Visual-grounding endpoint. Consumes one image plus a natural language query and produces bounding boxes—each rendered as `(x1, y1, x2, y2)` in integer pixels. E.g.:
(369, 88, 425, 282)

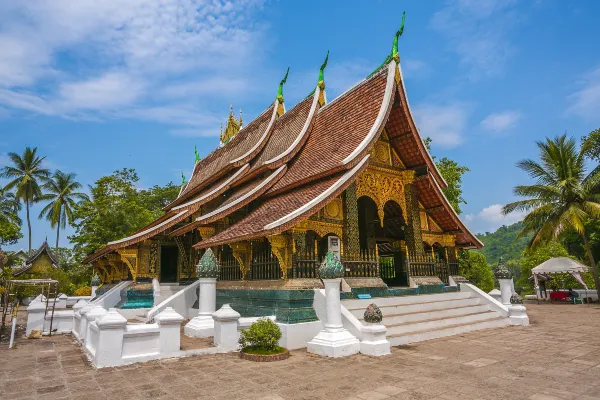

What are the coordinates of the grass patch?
(241, 346, 286, 355)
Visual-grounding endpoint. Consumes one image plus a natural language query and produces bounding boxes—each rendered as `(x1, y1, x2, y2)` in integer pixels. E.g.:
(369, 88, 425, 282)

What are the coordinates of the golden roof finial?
(239, 108, 243, 128)
(220, 104, 242, 145)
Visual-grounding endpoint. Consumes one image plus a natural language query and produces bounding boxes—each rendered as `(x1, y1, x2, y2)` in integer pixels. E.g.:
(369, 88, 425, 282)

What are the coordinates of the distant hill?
(476, 222, 531, 264)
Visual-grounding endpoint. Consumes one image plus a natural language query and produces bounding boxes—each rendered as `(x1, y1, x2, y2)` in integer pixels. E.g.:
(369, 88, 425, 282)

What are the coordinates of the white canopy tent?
(532, 257, 589, 302)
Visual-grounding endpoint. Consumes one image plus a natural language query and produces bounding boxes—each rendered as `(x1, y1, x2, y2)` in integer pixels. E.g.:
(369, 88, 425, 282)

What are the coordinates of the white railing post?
(155, 307, 184, 355)
(212, 304, 240, 350)
(95, 308, 127, 368)
(25, 300, 46, 336)
(85, 306, 107, 351)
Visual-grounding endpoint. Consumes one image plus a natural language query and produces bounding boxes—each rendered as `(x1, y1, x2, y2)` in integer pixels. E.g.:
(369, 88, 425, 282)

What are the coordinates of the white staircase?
(154, 283, 186, 305)
(343, 291, 510, 346)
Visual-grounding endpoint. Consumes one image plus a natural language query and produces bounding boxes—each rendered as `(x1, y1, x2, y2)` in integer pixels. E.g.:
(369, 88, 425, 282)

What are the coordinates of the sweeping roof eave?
(193, 154, 371, 250)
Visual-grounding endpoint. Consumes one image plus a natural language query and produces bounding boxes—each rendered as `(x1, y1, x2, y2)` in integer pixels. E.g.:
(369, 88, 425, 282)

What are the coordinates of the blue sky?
(1, 0, 600, 250)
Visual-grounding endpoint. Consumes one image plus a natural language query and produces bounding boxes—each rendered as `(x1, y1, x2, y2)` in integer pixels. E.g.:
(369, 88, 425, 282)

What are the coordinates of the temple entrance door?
(379, 200, 408, 287)
(160, 245, 178, 282)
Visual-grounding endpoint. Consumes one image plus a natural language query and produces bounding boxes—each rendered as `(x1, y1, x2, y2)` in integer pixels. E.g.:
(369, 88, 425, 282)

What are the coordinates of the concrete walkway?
(2, 303, 600, 399)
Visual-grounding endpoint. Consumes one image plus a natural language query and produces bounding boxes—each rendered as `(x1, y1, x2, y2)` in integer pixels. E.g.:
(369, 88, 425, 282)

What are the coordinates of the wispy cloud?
(566, 65, 600, 121)
(0, 0, 267, 131)
(413, 103, 470, 148)
(465, 203, 525, 233)
(480, 110, 522, 132)
(430, 0, 521, 80)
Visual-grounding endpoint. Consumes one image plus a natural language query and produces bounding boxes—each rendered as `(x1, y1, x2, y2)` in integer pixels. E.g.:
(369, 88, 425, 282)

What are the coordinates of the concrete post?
(184, 278, 217, 337)
(95, 308, 127, 368)
(25, 300, 47, 336)
(91, 286, 98, 297)
(78, 303, 95, 342)
(155, 307, 184, 355)
(498, 278, 513, 306)
(307, 278, 360, 358)
(85, 306, 107, 350)
(360, 324, 390, 356)
(212, 304, 240, 350)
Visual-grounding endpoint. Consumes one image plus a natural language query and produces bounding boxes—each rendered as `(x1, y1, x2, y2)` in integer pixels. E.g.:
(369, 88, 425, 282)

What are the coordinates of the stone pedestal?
(308, 278, 360, 358)
(184, 278, 217, 338)
(212, 304, 240, 350)
(91, 286, 98, 297)
(26, 300, 47, 336)
(95, 308, 127, 368)
(85, 306, 107, 349)
(360, 324, 390, 356)
(155, 307, 184, 354)
(78, 303, 94, 342)
(498, 278, 513, 306)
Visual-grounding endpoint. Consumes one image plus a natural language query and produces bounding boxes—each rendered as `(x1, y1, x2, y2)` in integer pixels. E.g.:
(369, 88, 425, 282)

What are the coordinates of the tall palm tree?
(0, 147, 50, 252)
(503, 135, 600, 297)
(38, 170, 89, 249)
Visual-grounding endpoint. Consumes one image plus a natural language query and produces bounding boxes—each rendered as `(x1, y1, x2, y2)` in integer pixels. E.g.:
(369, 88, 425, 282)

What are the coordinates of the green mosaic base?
(126, 289, 153, 297)
(418, 284, 445, 294)
(443, 285, 459, 293)
(216, 289, 318, 324)
(389, 287, 419, 296)
(341, 285, 453, 299)
(121, 297, 154, 309)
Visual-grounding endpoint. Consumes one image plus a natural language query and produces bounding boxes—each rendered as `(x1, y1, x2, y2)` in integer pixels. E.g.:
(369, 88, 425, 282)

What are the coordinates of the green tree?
(459, 251, 494, 292)
(582, 128, 600, 163)
(477, 222, 531, 264)
(0, 147, 50, 252)
(424, 137, 470, 214)
(69, 169, 178, 257)
(38, 171, 89, 250)
(503, 135, 600, 297)
(0, 187, 23, 246)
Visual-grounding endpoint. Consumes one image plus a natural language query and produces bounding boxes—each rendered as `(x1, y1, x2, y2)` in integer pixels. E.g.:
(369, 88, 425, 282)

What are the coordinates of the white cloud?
(0, 0, 267, 131)
(465, 203, 526, 233)
(412, 103, 469, 148)
(566, 65, 600, 121)
(480, 110, 521, 132)
(430, 0, 520, 79)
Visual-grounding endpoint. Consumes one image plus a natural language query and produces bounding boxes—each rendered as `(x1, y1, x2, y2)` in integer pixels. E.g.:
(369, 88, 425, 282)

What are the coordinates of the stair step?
(385, 310, 501, 336)
(343, 291, 471, 310)
(349, 297, 480, 318)
(360, 304, 491, 326)
(388, 316, 510, 346)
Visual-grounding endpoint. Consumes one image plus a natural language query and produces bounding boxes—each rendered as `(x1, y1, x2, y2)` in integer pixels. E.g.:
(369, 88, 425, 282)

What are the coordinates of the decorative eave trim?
(229, 100, 279, 167)
(171, 164, 250, 211)
(107, 210, 189, 246)
(264, 87, 322, 166)
(427, 172, 484, 249)
(195, 165, 287, 225)
(264, 154, 370, 231)
(396, 62, 448, 189)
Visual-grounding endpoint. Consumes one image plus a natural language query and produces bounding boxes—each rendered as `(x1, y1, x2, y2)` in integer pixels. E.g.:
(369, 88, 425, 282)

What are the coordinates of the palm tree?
(38, 170, 89, 249)
(503, 135, 600, 297)
(0, 147, 50, 252)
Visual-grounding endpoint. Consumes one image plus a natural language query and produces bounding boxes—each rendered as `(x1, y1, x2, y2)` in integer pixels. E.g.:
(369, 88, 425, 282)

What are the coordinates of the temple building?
(13, 241, 59, 277)
(83, 28, 482, 293)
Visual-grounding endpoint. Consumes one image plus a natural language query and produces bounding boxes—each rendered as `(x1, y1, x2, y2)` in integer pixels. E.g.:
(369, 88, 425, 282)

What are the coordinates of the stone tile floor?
(2, 303, 600, 399)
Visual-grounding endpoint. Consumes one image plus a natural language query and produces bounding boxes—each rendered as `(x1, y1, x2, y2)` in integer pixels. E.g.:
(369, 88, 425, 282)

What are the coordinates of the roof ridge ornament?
(181, 171, 187, 186)
(195, 145, 201, 163)
(276, 67, 290, 116)
(391, 11, 406, 62)
(317, 50, 329, 106)
(220, 104, 243, 145)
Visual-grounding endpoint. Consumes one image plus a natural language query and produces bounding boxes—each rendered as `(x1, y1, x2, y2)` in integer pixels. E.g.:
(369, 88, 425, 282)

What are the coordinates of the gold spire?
(219, 104, 242, 145)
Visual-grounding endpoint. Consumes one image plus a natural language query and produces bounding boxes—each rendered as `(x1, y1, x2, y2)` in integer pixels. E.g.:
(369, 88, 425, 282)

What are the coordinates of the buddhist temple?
(13, 241, 59, 277)
(83, 22, 482, 294)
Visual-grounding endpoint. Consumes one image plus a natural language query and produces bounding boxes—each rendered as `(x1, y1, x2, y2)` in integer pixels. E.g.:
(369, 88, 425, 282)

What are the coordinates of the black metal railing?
(291, 250, 320, 279)
(342, 250, 379, 278)
(249, 248, 281, 280)
(379, 256, 396, 281)
(435, 261, 450, 285)
(219, 251, 242, 281)
(406, 252, 436, 277)
(448, 261, 459, 277)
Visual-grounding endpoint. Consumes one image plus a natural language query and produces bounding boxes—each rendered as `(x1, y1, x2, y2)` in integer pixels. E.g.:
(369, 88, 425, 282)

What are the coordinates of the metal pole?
(9, 303, 19, 349)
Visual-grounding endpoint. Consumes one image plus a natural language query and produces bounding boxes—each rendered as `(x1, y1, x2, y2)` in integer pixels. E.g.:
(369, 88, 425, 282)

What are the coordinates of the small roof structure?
(531, 257, 589, 275)
(12, 241, 59, 277)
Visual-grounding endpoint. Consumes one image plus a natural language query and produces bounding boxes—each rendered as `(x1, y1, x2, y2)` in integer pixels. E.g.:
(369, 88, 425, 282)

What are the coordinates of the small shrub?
(74, 286, 91, 296)
(238, 318, 282, 351)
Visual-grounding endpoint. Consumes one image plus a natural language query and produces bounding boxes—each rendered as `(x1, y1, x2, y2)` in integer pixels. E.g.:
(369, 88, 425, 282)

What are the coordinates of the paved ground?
(2, 303, 600, 400)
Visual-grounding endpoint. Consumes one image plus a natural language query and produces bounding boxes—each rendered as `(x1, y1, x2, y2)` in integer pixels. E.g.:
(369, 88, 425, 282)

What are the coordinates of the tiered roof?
(84, 29, 482, 264)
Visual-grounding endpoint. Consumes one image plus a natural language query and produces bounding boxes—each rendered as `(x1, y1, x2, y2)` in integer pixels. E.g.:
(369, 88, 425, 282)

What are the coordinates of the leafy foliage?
(503, 135, 600, 295)
(582, 128, 600, 163)
(424, 137, 470, 214)
(69, 169, 179, 258)
(238, 318, 282, 351)
(459, 251, 494, 292)
(477, 222, 532, 264)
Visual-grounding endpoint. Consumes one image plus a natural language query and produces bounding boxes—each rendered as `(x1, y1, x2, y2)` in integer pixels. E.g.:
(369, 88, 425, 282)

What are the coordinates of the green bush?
(238, 318, 282, 351)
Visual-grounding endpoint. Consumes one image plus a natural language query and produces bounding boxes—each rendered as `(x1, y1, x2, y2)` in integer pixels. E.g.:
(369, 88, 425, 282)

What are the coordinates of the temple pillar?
(229, 242, 251, 280)
(403, 183, 424, 254)
(343, 183, 360, 256)
(268, 234, 292, 279)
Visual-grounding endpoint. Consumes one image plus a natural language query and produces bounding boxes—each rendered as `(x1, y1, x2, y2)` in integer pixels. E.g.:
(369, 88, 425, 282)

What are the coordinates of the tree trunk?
(26, 195, 31, 253)
(55, 211, 61, 250)
(581, 231, 600, 299)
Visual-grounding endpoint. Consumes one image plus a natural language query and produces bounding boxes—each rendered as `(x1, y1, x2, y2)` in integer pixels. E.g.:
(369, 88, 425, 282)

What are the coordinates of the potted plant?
(238, 318, 289, 362)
